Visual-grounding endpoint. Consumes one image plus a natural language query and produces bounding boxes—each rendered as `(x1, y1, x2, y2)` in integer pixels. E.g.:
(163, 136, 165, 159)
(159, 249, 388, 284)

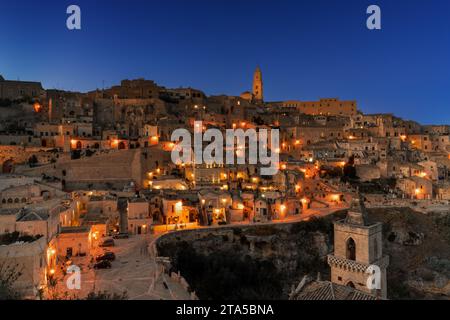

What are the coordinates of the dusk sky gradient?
(0, 0, 449, 124)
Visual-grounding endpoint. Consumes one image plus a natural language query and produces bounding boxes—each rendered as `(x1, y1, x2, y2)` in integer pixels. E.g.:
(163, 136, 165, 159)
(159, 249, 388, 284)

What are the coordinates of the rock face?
(156, 213, 345, 299)
(368, 207, 450, 299)
(156, 207, 450, 300)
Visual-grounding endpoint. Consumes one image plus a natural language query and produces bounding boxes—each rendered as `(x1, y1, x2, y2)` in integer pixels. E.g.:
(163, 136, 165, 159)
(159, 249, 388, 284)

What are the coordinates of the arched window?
(21, 198, 27, 203)
(7, 198, 13, 203)
(346, 281, 355, 288)
(1, 199, 6, 204)
(346, 237, 356, 261)
(14, 198, 19, 203)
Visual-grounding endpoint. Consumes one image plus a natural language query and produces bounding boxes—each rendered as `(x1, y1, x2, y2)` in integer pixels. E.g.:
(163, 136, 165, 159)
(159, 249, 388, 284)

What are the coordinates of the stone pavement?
(49, 234, 191, 300)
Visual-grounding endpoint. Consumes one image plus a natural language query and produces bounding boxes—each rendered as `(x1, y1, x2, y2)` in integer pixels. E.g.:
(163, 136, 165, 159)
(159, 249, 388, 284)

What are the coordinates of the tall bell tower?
(327, 194, 389, 299)
(252, 66, 263, 102)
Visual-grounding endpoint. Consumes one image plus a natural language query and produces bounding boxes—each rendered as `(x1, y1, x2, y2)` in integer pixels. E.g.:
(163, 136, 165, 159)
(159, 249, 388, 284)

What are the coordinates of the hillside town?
(0, 68, 449, 300)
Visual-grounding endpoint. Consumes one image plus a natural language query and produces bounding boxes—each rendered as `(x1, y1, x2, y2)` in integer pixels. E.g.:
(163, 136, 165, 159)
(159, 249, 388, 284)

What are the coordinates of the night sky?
(1, 0, 449, 124)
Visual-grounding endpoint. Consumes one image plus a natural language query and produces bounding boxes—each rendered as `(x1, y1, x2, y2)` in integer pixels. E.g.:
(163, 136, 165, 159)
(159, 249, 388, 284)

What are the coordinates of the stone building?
(57, 226, 93, 257)
(252, 66, 263, 102)
(97, 78, 161, 100)
(0, 75, 44, 100)
(327, 195, 389, 299)
(127, 197, 152, 235)
(240, 66, 264, 103)
(0, 236, 48, 298)
(396, 176, 433, 200)
(273, 98, 357, 116)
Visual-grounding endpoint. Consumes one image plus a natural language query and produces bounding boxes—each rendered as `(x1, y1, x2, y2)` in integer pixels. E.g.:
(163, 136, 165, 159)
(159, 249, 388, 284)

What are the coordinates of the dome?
(240, 91, 253, 101)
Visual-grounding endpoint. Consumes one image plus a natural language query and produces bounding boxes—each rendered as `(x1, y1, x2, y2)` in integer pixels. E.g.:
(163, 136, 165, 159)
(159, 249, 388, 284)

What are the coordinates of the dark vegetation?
(170, 242, 283, 299)
(0, 232, 42, 245)
(157, 213, 346, 300)
(28, 155, 38, 167)
(349, 178, 397, 194)
(0, 99, 12, 107)
(0, 262, 23, 300)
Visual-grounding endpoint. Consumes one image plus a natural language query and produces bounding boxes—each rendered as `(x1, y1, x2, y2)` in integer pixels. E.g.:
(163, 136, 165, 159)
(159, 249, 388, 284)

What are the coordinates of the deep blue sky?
(1, 0, 449, 124)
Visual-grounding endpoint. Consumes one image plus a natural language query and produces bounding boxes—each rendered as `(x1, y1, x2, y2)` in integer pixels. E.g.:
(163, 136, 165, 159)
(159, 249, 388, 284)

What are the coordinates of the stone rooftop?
(291, 280, 378, 300)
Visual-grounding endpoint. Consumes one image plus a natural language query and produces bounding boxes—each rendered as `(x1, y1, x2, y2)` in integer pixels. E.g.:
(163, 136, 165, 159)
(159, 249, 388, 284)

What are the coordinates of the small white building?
(127, 198, 152, 235)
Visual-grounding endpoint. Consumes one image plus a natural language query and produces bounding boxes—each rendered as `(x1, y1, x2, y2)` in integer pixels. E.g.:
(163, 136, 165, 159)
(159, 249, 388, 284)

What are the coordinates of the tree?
(0, 261, 23, 300)
(28, 155, 38, 167)
(342, 155, 358, 180)
(343, 164, 357, 179)
(71, 150, 81, 160)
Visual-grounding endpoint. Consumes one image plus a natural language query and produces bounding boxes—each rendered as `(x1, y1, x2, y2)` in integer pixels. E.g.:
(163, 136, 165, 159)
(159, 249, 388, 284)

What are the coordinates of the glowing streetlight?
(33, 102, 42, 112)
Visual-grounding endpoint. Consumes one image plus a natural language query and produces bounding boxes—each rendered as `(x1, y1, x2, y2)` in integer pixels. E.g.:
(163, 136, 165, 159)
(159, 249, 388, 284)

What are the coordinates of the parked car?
(113, 233, 129, 239)
(99, 238, 115, 247)
(96, 252, 116, 262)
(94, 260, 112, 269)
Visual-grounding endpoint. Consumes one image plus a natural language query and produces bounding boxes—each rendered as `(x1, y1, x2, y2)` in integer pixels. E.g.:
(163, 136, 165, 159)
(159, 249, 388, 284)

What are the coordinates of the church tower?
(252, 66, 263, 102)
(327, 194, 389, 299)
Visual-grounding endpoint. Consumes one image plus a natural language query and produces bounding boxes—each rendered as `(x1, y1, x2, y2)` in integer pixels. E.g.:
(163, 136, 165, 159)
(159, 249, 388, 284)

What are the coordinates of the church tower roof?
(0, 75, 4, 81)
(344, 193, 369, 226)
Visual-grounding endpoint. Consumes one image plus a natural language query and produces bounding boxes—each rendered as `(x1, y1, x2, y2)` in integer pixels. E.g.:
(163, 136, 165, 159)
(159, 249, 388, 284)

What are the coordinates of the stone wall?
(0, 146, 57, 170)
(14, 147, 170, 191)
